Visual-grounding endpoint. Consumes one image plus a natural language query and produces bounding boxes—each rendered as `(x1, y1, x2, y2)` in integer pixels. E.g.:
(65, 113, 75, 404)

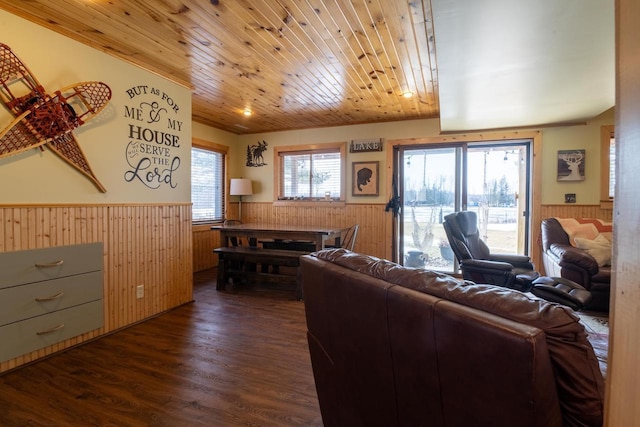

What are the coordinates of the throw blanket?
(555, 218, 613, 246)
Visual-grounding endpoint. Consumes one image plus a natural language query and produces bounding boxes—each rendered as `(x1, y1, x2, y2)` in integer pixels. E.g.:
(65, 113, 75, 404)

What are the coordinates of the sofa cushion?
(313, 248, 605, 427)
(556, 218, 613, 246)
(575, 235, 612, 267)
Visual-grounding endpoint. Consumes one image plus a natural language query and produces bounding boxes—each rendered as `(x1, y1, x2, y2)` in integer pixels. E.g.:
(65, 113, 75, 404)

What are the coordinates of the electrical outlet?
(136, 284, 144, 299)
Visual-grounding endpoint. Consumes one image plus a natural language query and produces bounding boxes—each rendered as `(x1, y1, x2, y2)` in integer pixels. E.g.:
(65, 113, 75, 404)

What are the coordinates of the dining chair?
(327, 224, 359, 251)
(222, 218, 255, 277)
(223, 219, 243, 247)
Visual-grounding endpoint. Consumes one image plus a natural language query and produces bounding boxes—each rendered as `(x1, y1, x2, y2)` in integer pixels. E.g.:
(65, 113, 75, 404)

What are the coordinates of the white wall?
(192, 122, 236, 147)
(233, 118, 442, 204)
(540, 108, 614, 204)
(223, 114, 614, 205)
(0, 11, 192, 204)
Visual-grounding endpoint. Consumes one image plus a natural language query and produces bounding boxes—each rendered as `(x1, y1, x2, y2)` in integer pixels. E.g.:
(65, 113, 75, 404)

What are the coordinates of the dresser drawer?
(0, 300, 103, 362)
(0, 243, 103, 289)
(0, 271, 102, 326)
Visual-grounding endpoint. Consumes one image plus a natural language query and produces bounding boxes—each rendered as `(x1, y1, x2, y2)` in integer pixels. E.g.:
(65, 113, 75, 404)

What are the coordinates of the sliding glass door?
(466, 144, 531, 255)
(399, 145, 461, 271)
(396, 140, 531, 274)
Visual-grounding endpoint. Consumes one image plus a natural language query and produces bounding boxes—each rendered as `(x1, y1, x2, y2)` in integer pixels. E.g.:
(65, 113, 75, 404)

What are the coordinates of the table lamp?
(229, 178, 253, 221)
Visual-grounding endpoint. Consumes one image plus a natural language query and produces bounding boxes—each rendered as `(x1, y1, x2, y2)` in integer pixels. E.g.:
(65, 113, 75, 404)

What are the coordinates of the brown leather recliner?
(541, 218, 611, 312)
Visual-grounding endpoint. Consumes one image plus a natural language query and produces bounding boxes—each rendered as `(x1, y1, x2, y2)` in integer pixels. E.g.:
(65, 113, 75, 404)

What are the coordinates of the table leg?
(216, 254, 227, 290)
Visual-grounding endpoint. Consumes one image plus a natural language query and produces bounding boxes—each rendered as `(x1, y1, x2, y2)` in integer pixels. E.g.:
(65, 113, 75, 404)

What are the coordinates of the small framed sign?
(350, 138, 383, 153)
(557, 149, 585, 181)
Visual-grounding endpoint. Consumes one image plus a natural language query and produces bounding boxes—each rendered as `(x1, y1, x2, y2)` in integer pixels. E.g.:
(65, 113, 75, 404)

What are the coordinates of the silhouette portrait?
(352, 161, 379, 196)
(357, 167, 373, 191)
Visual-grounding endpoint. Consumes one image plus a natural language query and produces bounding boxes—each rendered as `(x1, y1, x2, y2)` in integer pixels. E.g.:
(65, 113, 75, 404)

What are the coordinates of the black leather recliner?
(443, 211, 539, 291)
(443, 211, 592, 311)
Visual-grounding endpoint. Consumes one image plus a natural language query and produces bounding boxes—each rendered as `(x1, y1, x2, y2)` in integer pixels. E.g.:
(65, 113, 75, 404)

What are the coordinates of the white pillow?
(574, 234, 612, 267)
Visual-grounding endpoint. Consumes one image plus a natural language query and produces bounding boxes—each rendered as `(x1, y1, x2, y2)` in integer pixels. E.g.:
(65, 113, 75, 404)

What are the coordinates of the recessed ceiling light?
(243, 108, 252, 116)
(402, 91, 413, 98)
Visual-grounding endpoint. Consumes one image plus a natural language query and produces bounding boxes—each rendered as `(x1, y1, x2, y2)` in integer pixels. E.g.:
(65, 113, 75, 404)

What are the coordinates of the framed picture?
(557, 149, 586, 181)
(352, 161, 379, 196)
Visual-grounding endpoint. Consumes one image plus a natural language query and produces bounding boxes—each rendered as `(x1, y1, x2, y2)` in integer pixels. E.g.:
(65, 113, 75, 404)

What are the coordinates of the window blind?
(608, 136, 615, 199)
(191, 147, 225, 222)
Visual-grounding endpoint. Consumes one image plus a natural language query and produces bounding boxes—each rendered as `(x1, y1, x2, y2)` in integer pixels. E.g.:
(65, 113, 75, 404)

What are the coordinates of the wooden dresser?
(0, 243, 104, 362)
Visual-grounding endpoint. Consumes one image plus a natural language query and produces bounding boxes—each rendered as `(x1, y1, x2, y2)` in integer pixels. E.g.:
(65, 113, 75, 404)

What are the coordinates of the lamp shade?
(229, 178, 253, 196)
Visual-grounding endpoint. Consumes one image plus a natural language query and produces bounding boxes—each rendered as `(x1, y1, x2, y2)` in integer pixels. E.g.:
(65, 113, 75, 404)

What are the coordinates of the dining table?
(211, 223, 349, 251)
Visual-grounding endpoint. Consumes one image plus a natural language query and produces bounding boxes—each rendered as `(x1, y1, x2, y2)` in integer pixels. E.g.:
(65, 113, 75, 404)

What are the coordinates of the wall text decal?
(123, 85, 185, 189)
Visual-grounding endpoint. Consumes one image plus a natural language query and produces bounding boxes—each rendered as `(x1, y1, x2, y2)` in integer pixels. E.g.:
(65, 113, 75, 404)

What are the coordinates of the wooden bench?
(213, 246, 310, 299)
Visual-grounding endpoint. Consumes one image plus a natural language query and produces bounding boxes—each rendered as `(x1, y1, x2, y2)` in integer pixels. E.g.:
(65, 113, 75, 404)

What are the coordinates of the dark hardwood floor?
(0, 269, 323, 426)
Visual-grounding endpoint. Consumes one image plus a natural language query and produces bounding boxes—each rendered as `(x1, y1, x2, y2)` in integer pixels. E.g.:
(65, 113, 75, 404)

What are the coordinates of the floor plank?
(0, 269, 322, 426)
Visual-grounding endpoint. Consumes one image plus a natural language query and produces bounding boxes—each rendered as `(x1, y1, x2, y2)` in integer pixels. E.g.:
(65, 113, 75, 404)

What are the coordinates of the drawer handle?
(36, 324, 65, 335)
(35, 291, 64, 302)
(35, 260, 64, 268)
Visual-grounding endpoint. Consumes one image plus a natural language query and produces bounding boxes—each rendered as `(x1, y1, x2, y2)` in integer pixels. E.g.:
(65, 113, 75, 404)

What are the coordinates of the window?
(191, 141, 227, 223)
(600, 125, 615, 206)
(275, 142, 346, 201)
(607, 136, 615, 198)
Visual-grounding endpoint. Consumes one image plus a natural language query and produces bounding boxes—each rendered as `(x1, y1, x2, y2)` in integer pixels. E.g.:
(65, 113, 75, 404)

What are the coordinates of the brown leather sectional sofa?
(541, 218, 611, 312)
(300, 249, 605, 427)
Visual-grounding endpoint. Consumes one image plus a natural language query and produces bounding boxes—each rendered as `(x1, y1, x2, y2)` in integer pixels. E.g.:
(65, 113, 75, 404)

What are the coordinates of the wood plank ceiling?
(0, 0, 439, 135)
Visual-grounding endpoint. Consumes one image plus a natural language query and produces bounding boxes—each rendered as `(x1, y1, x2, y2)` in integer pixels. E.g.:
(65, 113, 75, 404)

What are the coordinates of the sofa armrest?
(461, 259, 514, 271)
(489, 253, 535, 270)
(548, 244, 599, 275)
(460, 259, 516, 287)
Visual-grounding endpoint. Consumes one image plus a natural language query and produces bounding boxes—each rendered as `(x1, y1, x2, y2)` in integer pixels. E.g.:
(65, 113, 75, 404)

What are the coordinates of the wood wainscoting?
(539, 204, 613, 222)
(193, 202, 390, 272)
(197, 203, 614, 279)
(193, 223, 222, 272)
(1, 202, 611, 372)
(248, 203, 390, 260)
(0, 204, 193, 373)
